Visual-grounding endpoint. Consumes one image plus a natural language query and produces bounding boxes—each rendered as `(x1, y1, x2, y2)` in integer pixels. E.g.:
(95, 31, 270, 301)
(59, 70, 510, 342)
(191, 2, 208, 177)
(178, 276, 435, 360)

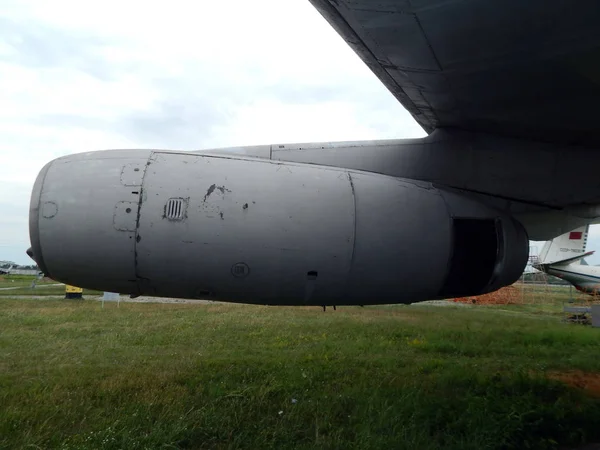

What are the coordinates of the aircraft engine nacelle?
(28, 150, 528, 305)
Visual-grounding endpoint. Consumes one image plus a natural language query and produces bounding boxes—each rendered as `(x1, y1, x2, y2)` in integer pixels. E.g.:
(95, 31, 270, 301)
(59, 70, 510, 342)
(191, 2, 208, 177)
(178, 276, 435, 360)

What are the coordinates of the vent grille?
(165, 198, 186, 220)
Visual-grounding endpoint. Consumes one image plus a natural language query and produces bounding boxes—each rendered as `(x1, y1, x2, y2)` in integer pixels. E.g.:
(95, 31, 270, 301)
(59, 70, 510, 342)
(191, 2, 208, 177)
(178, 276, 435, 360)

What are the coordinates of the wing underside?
(309, 0, 600, 146)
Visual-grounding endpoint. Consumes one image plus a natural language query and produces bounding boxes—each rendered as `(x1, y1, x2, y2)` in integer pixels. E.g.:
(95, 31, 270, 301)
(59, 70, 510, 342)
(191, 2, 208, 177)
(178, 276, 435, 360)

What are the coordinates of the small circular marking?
(125, 207, 132, 213)
(231, 262, 250, 278)
(41, 202, 58, 219)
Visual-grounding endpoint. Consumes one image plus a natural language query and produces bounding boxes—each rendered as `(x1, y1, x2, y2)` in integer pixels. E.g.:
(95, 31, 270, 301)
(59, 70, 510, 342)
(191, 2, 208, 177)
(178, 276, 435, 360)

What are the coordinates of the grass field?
(1, 293, 600, 449)
(0, 274, 101, 296)
(0, 274, 56, 289)
(0, 285, 102, 297)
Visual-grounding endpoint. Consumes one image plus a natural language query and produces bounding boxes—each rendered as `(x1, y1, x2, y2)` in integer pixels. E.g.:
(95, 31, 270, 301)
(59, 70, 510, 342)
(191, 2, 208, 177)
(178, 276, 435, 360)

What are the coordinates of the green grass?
(0, 286, 102, 296)
(1, 298, 600, 449)
(518, 284, 587, 304)
(0, 274, 101, 296)
(0, 274, 57, 289)
(471, 284, 596, 316)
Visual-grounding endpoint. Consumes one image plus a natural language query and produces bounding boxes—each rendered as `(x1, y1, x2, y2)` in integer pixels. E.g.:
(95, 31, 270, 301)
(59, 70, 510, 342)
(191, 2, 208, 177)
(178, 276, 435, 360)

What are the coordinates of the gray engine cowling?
(28, 150, 528, 305)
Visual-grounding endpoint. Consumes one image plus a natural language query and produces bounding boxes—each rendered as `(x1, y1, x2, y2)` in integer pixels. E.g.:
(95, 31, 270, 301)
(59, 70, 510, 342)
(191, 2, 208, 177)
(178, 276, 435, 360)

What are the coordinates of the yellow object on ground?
(65, 285, 83, 299)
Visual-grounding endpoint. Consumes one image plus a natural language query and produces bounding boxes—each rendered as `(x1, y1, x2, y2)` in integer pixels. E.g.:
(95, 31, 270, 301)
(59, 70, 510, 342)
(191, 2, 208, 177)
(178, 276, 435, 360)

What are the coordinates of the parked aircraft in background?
(533, 226, 600, 295)
(26, 1, 600, 306)
(0, 266, 42, 276)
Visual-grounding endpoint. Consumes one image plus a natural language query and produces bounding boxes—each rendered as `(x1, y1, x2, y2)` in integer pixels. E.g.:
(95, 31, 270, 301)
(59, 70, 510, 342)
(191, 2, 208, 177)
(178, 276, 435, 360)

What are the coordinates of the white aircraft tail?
(537, 225, 590, 265)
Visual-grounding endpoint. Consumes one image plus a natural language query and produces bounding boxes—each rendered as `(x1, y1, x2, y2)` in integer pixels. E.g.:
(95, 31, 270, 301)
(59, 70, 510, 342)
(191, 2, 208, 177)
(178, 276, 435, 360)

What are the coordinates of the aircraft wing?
(309, 0, 600, 146)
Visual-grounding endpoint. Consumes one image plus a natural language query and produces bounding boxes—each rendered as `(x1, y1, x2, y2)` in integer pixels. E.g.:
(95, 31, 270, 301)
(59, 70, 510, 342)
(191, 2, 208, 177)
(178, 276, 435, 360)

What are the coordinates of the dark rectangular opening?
(440, 218, 498, 297)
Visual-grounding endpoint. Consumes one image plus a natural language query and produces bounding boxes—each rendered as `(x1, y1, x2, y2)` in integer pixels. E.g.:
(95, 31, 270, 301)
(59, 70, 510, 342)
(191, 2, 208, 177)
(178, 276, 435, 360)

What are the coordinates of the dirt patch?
(454, 286, 522, 305)
(547, 370, 600, 398)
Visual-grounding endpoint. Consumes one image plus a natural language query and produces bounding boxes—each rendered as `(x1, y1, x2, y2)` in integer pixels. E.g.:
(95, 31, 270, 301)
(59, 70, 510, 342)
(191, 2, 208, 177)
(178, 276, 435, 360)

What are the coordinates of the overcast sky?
(1, 0, 599, 266)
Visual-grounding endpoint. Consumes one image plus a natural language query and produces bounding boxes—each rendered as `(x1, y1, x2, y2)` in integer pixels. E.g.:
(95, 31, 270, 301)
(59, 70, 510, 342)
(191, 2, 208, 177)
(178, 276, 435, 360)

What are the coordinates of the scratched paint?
(203, 184, 231, 202)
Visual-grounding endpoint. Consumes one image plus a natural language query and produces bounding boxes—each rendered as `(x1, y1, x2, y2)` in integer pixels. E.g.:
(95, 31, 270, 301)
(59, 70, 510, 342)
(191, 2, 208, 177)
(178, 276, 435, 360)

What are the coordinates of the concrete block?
(592, 304, 600, 328)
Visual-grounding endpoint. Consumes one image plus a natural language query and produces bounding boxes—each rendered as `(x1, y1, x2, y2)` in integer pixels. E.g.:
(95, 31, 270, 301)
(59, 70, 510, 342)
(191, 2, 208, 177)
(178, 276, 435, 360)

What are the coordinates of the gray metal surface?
(204, 129, 600, 240)
(309, 0, 600, 146)
(136, 151, 355, 303)
(592, 305, 600, 328)
(29, 150, 152, 293)
(28, 150, 528, 305)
